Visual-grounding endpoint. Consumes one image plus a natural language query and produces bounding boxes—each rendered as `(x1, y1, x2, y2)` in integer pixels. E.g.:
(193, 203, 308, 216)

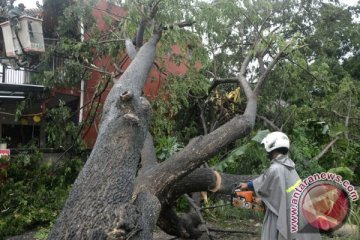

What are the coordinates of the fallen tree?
(49, 0, 294, 239)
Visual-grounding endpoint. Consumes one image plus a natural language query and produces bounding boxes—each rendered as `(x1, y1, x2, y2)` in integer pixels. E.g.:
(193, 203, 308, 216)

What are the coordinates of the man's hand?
(254, 197, 262, 205)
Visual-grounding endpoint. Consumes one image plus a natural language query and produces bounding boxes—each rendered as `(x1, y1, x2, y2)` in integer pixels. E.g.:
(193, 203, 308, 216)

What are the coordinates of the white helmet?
(261, 131, 290, 153)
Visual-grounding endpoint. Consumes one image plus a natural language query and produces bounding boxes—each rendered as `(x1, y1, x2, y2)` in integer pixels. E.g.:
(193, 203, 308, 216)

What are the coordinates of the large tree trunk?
(48, 33, 161, 239)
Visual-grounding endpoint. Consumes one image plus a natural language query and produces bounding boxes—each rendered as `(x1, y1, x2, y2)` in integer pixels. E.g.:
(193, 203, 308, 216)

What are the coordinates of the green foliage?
(251, 130, 271, 143)
(348, 197, 360, 232)
(250, 1, 360, 183)
(176, 196, 191, 213)
(31, 0, 98, 89)
(328, 166, 355, 182)
(44, 101, 84, 151)
(15, 100, 27, 121)
(215, 144, 248, 172)
(155, 136, 183, 161)
(289, 127, 325, 178)
(151, 72, 209, 146)
(212, 130, 270, 174)
(56, 0, 96, 39)
(34, 225, 52, 240)
(0, 147, 85, 238)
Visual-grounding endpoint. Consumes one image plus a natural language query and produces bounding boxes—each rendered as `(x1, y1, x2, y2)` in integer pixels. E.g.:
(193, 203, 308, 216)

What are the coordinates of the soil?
(4, 221, 262, 240)
(5, 220, 357, 240)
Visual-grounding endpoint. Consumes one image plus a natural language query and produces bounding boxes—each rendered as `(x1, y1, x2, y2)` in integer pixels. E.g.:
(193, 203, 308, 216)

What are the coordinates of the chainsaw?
(231, 188, 265, 212)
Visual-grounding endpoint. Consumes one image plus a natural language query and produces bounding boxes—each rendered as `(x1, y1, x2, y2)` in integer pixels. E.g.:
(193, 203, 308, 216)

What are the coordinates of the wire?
(0, 111, 42, 117)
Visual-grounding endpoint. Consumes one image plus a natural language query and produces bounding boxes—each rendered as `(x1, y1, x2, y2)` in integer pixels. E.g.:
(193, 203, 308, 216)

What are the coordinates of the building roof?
(24, 8, 42, 18)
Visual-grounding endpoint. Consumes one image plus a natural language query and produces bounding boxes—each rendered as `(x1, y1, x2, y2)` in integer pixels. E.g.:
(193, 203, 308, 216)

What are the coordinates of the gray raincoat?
(252, 154, 321, 240)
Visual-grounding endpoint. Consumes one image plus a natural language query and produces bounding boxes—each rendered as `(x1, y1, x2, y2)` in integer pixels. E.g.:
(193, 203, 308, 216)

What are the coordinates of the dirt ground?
(5, 220, 358, 240)
(152, 219, 262, 240)
(5, 220, 262, 240)
(5, 228, 260, 240)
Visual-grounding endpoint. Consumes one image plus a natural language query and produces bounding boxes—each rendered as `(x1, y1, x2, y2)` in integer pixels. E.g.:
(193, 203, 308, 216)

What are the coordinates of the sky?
(15, 0, 42, 9)
(14, 0, 360, 9)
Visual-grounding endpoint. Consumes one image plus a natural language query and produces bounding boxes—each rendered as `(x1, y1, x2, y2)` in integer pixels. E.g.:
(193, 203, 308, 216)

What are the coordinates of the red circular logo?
(301, 183, 350, 232)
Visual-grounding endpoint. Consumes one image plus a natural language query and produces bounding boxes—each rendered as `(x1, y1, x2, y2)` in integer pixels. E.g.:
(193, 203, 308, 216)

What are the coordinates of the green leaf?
(251, 129, 270, 143)
(215, 144, 249, 172)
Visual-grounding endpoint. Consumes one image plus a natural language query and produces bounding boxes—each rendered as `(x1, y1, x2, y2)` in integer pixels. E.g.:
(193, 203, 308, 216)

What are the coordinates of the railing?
(0, 64, 32, 85)
(0, 54, 66, 86)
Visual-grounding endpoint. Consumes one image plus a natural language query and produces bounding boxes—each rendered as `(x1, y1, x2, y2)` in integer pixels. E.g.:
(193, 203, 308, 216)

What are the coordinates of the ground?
(4, 219, 358, 240)
(6, 224, 260, 240)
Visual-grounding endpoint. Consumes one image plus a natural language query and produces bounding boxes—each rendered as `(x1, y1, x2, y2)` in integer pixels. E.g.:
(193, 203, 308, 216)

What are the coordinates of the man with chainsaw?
(239, 131, 321, 240)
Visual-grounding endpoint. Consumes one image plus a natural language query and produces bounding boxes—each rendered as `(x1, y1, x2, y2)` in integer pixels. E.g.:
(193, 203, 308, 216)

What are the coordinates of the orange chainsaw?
(231, 188, 265, 212)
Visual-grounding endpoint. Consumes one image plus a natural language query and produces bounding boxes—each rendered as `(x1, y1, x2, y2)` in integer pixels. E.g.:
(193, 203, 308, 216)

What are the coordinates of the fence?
(0, 64, 32, 85)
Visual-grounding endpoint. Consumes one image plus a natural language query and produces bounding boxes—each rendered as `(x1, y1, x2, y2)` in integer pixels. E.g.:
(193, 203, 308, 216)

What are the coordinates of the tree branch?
(198, 103, 208, 135)
(112, 31, 161, 96)
(208, 77, 239, 93)
(162, 20, 196, 30)
(253, 41, 292, 96)
(135, 113, 254, 198)
(238, 54, 253, 99)
(257, 115, 280, 131)
(184, 194, 213, 239)
(208, 227, 257, 235)
(345, 94, 352, 140)
(313, 134, 341, 161)
(332, 110, 360, 120)
(133, 0, 163, 49)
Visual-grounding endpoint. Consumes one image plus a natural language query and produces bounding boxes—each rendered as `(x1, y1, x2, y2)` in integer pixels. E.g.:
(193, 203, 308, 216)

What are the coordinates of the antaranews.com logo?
(290, 172, 359, 233)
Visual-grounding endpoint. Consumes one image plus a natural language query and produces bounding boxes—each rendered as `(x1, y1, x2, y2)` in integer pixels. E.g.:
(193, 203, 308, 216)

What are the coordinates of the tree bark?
(168, 168, 256, 205)
(138, 131, 158, 175)
(134, 113, 255, 200)
(155, 168, 256, 238)
(48, 32, 161, 239)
